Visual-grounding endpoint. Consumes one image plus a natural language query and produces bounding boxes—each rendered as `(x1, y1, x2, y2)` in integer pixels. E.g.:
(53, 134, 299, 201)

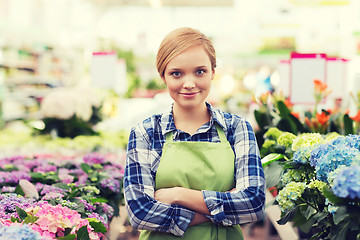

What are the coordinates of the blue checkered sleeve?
(202, 116, 266, 225)
(124, 123, 195, 237)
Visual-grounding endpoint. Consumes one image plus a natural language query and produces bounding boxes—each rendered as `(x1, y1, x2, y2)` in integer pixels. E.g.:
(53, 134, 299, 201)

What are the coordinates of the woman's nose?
(183, 76, 195, 88)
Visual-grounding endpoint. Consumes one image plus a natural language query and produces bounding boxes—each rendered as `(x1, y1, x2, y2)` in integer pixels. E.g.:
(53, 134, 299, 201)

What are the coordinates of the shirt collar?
(160, 102, 227, 135)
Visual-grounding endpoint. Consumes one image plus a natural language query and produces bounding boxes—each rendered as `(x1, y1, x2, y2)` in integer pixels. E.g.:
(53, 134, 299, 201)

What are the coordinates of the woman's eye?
(196, 69, 205, 75)
(171, 72, 181, 77)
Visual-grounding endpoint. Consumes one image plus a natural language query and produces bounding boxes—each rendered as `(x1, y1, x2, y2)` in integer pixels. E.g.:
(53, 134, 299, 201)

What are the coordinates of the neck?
(172, 102, 210, 135)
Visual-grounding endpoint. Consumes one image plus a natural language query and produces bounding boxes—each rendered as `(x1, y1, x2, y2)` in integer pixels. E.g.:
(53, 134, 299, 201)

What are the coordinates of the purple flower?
(78, 198, 96, 212)
(95, 202, 114, 219)
(33, 164, 57, 173)
(1, 186, 15, 193)
(0, 194, 38, 219)
(0, 171, 31, 185)
(86, 212, 108, 228)
(41, 192, 64, 200)
(100, 178, 120, 193)
(40, 184, 66, 195)
(83, 152, 106, 165)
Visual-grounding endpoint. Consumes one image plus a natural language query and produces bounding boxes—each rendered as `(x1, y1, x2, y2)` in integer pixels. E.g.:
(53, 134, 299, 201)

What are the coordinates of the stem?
(299, 197, 319, 211)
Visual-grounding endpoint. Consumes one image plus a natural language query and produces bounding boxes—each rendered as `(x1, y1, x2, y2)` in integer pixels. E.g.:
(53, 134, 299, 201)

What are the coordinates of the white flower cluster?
(40, 86, 101, 121)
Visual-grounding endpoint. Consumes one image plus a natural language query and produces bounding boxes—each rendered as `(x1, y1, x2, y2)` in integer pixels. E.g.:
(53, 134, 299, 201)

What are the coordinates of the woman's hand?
(155, 187, 210, 215)
(154, 187, 181, 205)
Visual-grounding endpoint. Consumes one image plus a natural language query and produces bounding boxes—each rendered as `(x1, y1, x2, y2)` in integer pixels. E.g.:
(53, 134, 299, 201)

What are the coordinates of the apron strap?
(215, 124, 227, 143)
(165, 124, 227, 143)
(165, 131, 173, 142)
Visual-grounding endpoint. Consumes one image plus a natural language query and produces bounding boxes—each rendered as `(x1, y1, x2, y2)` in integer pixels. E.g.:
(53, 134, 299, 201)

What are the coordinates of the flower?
(316, 111, 330, 125)
(276, 182, 306, 212)
(307, 179, 327, 192)
(0, 171, 31, 185)
(277, 132, 296, 148)
(0, 194, 40, 220)
(83, 152, 106, 165)
(28, 203, 101, 239)
(0, 224, 44, 240)
(261, 140, 276, 149)
(281, 169, 314, 185)
(310, 136, 360, 182)
(293, 146, 314, 164)
(332, 165, 360, 199)
(40, 87, 100, 122)
(291, 133, 323, 151)
(350, 110, 360, 122)
(264, 127, 283, 140)
(314, 79, 329, 93)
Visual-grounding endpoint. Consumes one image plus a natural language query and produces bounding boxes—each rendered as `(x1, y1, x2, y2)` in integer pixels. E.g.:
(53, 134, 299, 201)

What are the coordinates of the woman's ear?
(211, 69, 215, 80)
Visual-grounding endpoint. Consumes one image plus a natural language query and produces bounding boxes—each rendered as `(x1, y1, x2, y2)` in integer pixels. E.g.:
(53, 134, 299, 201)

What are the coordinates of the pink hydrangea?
(25, 203, 101, 239)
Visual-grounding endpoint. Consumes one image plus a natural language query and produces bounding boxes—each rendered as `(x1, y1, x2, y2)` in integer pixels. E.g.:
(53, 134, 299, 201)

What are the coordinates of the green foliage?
(39, 116, 99, 139)
(344, 114, 354, 135)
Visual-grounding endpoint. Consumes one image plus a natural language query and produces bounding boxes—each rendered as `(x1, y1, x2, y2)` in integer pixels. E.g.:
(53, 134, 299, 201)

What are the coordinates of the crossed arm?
(155, 187, 236, 226)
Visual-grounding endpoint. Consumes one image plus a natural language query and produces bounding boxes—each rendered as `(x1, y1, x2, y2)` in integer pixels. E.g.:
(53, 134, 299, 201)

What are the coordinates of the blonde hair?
(156, 27, 216, 78)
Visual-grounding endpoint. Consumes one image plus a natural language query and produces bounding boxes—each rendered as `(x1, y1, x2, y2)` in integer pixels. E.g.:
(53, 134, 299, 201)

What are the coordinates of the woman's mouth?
(179, 92, 200, 98)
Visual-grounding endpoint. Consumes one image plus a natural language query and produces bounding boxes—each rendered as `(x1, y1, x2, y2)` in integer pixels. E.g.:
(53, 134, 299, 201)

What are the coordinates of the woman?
(124, 27, 265, 239)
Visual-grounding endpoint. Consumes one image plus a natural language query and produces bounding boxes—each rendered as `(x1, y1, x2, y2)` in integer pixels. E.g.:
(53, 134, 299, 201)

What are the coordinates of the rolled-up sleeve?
(202, 118, 266, 225)
(124, 125, 195, 236)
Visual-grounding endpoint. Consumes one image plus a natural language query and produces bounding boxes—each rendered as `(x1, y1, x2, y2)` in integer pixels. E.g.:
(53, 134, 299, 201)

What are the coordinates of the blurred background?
(1, 0, 360, 131)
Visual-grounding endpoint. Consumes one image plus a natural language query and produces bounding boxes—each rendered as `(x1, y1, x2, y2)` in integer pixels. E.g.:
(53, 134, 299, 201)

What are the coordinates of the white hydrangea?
(40, 86, 101, 121)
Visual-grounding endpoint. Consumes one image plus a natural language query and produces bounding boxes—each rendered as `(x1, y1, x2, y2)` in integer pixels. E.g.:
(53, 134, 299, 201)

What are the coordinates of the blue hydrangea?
(309, 136, 360, 182)
(332, 165, 360, 199)
(344, 135, 360, 150)
(293, 146, 315, 164)
(0, 224, 43, 240)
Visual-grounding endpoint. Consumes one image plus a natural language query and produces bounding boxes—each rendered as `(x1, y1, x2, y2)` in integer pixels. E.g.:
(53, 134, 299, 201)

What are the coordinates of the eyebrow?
(167, 66, 209, 71)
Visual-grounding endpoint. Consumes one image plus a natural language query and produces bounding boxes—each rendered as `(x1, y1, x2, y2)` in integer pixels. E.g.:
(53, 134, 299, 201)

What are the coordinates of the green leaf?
(56, 234, 76, 240)
(277, 118, 298, 135)
(23, 215, 39, 224)
(90, 197, 108, 203)
(289, 114, 306, 133)
(333, 206, 348, 225)
(330, 220, 350, 240)
(277, 101, 291, 118)
(76, 226, 90, 240)
(264, 161, 284, 188)
(299, 217, 316, 233)
(89, 221, 107, 233)
(344, 114, 354, 135)
(303, 206, 317, 220)
(11, 216, 20, 223)
(53, 183, 71, 190)
(67, 189, 80, 199)
(262, 153, 285, 167)
(313, 212, 328, 222)
(30, 172, 44, 180)
(81, 163, 92, 174)
(14, 184, 25, 196)
(323, 187, 345, 205)
(277, 207, 297, 225)
(15, 206, 28, 221)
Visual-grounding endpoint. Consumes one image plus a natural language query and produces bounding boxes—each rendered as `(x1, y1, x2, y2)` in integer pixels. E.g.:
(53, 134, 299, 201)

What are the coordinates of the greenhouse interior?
(1, 0, 360, 239)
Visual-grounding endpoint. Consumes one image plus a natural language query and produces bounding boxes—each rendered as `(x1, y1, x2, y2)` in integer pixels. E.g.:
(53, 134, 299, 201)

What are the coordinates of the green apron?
(139, 124, 243, 240)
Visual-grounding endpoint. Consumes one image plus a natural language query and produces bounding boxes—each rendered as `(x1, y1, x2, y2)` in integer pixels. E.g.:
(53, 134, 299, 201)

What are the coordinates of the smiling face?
(162, 44, 214, 111)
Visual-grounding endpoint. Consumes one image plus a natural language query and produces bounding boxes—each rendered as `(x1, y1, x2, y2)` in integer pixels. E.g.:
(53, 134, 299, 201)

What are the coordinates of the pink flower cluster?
(27, 203, 101, 239)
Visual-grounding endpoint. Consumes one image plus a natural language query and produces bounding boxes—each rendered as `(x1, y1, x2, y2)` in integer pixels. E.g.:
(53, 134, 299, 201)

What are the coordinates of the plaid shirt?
(124, 102, 265, 237)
